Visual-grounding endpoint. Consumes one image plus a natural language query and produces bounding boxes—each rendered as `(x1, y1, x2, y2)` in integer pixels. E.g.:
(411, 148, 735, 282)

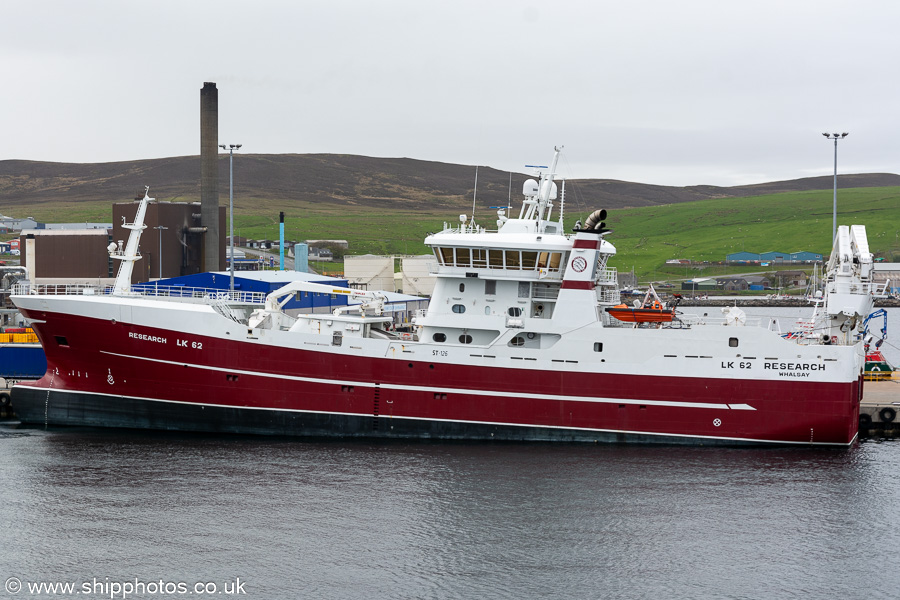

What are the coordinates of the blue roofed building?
(790, 251, 823, 263)
(725, 251, 760, 264)
(759, 251, 790, 264)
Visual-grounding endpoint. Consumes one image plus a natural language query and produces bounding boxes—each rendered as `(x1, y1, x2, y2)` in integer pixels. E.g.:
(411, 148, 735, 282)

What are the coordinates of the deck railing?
(11, 283, 266, 305)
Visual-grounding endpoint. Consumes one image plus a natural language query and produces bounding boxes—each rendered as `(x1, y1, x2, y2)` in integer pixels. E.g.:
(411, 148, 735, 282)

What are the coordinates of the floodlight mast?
(821, 132, 848, 245)
(219, 143, 242, 293)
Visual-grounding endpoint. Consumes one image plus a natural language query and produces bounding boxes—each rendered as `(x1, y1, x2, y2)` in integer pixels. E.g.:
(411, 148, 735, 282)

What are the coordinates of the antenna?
(560, 179, 565, 227)
(472, 166, 478, 229)
(508, 172, 512, 213)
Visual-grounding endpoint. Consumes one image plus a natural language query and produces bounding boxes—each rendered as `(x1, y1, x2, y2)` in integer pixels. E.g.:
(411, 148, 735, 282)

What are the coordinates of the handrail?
(11, 282, 266, 305)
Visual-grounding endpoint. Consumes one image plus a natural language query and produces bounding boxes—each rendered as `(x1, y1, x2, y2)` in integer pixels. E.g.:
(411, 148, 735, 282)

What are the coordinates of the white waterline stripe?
(99, 350, 754, 411)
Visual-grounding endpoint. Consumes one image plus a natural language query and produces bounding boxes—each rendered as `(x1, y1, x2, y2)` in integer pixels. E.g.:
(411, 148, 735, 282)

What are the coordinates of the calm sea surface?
(1, 306, 898, 600)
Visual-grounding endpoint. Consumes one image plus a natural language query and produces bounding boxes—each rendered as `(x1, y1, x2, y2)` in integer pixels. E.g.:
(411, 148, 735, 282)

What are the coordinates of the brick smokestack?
(200, 82, 219, 271)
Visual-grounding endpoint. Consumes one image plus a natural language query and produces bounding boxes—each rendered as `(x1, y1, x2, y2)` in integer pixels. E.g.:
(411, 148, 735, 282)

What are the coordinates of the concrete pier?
(860, 379, 900, 438)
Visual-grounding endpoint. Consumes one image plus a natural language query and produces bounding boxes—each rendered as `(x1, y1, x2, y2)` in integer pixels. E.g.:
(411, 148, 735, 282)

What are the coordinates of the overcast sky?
(3, 0, 898, 186)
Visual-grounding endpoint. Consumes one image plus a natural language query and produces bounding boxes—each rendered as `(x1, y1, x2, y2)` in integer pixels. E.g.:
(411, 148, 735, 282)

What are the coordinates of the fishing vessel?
(9, 149, 886, 445)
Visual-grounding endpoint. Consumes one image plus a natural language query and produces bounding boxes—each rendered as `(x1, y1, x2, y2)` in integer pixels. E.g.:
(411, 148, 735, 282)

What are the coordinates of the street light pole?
(822, 132, 848, 245)
(153, 225, 168, 280)
(219, 143, 242, 293)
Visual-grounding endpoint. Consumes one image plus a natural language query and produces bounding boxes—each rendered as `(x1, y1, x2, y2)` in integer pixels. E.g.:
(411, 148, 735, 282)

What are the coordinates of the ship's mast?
(535, 146, 561, 224)
(520, 146, 563, 229)
(110, 187, 152, 295)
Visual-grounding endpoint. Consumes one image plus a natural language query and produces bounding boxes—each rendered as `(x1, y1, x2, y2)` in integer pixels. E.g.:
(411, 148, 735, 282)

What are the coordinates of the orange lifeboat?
(606, 301, 674, 323)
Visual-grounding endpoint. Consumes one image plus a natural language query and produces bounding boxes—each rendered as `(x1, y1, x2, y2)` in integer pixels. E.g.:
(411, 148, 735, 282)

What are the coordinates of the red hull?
(13, 308, 861, 446)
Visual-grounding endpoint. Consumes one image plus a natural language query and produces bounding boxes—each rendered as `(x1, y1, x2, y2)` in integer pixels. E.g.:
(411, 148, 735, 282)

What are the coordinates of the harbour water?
(1, 306, 898, 599)
(2, 429, 900, 599)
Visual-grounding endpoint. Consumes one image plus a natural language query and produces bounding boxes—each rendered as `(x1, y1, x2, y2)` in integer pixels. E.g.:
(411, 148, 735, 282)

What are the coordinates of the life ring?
(0, 392, 10, 407)
(859, 413, 872, 427)
(879, 407, 896, 423)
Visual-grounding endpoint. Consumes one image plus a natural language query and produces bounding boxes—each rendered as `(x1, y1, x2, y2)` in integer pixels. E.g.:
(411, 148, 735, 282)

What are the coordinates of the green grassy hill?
(602, 186, 900, 280)
(234, 185, 900, 280)
(1, 155, 898, 279)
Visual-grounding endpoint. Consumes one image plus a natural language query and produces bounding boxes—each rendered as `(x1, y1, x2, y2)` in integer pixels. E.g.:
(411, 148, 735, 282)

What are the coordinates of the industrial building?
(344, 254, 440, 296)
(345, 255, 396, 291)
(681, 278, 718, 291)
(716, 277, 750, 291)
(0, 216, 40, 232)
(20, 229, 113, 280)
(774, 270, 809, 287)
(112, 199, 226, 284)
(16, 200, 226, 285)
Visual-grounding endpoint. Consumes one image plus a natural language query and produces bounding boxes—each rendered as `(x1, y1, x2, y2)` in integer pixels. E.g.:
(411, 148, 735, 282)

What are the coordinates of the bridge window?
(522, 251, 538, 269)
(456, 247, 471, 267)
(537, 251, 563, 270)
(472, 249, 487, 268)
(488, 249, 503, 268)
(505, 251, 521, 269)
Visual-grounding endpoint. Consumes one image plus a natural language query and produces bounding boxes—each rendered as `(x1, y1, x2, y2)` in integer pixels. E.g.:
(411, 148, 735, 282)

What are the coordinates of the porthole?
(452, 304, 466, 314)
(729, 337, 739, 348)
(459, 283, 466, 293)
(433, 333, 447, 343)
(510, 336, 525, 347)
(508, 307, 522, 317)
(594, 342, 603, 352)
(459, 334, 473, 344)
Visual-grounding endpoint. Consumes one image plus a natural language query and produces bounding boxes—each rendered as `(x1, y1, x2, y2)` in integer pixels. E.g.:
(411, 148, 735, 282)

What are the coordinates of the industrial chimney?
(200, 82, 219, 271)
